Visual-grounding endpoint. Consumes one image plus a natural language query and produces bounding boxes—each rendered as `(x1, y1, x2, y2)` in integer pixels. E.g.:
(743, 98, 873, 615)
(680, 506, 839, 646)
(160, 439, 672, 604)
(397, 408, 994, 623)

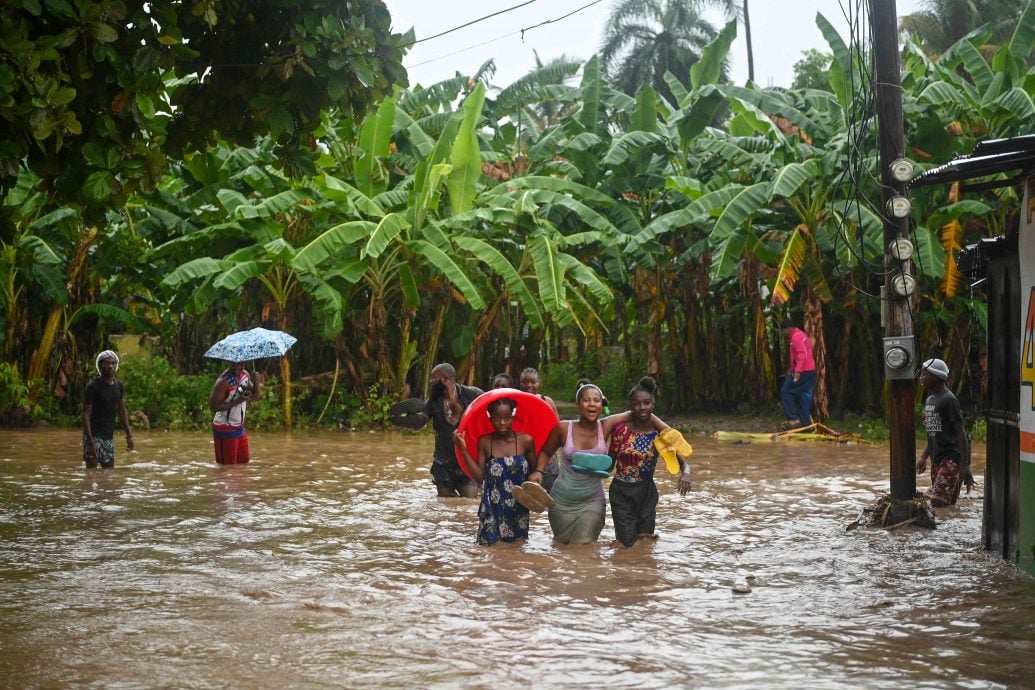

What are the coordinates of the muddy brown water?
(0, 429, 1032, 688)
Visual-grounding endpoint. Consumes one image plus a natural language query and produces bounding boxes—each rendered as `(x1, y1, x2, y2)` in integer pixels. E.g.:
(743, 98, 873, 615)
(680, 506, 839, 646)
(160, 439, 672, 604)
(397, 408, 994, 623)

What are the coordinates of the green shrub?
(348, 382, 393, 428)
(305, 386, 358, 429)
(848, 417, 892, 443)
(970, 417, 987, 443)
(0, 362, 39, 425)
(116, 355, 214, 430)
(244, 376, 285, 430)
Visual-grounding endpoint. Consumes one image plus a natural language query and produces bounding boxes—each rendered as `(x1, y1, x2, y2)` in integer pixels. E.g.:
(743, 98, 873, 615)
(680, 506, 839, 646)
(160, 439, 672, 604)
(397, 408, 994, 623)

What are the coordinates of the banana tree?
(683, 9, 909, 417)
(518, 51, 700, 388)
(899, 1, 1035, 380)
(447, 174, 622, 339)
(159, 185, 334, 428)
(0, 170, 106, 400)
(611, 19, 797, 408)
(289, 83, 492, 396)
(1, 170, 61, 364)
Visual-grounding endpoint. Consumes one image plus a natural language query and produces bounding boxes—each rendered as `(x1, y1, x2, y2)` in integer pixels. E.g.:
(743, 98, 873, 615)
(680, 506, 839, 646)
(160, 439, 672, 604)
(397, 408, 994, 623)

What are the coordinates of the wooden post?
(870, 0, 917, 502)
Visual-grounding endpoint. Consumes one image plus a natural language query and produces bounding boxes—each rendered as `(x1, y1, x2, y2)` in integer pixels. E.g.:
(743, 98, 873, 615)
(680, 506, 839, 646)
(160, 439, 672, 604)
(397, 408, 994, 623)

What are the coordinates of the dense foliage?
(1, 1, 1033, 431)
(0, 0, 408, 214)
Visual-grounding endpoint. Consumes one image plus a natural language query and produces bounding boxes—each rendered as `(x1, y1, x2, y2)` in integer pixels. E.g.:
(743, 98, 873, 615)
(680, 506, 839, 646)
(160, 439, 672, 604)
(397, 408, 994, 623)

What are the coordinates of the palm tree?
(899, 0, 1023, 57)
(599, 0, 732, 103)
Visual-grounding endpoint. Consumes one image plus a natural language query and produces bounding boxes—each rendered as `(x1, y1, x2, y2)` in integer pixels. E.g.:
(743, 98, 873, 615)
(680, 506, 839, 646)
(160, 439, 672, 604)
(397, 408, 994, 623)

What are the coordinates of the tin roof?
(910, 134, 1035, 190)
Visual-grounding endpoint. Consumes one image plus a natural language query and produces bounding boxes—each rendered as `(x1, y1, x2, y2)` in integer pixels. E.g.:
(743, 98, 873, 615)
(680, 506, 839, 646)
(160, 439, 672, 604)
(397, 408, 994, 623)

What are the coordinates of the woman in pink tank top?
(532, 382, 665, 544)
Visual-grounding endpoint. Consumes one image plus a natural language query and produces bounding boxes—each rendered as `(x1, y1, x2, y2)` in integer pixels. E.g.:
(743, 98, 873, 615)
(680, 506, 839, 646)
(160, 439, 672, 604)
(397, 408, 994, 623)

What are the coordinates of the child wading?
(454, 398, 537, 545)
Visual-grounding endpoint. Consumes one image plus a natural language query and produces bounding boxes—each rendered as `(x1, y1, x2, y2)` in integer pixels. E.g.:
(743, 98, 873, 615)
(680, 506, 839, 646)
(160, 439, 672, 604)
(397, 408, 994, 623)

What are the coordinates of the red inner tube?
(454, 388, 560, 479)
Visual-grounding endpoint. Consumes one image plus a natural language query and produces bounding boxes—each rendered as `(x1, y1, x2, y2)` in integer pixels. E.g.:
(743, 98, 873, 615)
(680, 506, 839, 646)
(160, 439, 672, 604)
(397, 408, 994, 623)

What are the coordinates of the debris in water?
(845, 493, 936, 531)
(715, 422, 865, 445)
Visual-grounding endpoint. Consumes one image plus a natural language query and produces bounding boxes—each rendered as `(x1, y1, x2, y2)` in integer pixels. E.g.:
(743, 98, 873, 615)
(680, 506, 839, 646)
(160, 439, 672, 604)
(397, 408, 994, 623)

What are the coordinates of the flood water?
(0, 428, 1032, 688)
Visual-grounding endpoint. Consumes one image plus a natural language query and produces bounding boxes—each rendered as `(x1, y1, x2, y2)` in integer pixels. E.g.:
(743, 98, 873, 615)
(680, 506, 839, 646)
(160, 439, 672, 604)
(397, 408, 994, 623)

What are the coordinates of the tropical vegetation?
(1, 0, 1033, 431)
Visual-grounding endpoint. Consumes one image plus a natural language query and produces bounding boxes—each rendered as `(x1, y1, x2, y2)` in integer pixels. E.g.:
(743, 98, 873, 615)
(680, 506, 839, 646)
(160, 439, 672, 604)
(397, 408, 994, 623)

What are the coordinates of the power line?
(519, 0, 605, 40)
(405, 0, 606, 72)
(406, 1, 536, 46)
(409, 30, 522, 68)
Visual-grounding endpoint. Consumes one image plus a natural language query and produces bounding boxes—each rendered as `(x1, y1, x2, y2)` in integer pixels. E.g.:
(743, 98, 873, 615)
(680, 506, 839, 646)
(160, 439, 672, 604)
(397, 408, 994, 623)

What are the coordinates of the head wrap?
(95, 350, 120, 375)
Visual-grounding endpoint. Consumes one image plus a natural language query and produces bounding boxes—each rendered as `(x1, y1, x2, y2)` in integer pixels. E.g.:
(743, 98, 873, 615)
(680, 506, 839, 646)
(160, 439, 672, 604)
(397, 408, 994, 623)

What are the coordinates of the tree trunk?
(753, 288, 775, 405)
(802, 288, 828, 421)
(619, 293, 632, 384)
(457, 294, 505, 386)
(742, 258, 775, 406)
(632, 266, 663, 379)
(392, 307, 417, 398)
(280, 354, 292, 429)
(421, 300, 450, 398)
(648, 292, 664, 380)
(832, 312, 854, 416)
(2, 244, 22, 362)
(277, 310, 293, 430)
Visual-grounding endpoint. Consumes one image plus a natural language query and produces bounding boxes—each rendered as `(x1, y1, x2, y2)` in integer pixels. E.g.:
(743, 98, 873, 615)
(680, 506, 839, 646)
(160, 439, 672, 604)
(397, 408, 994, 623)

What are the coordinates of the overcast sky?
(383, 0, 923, 91)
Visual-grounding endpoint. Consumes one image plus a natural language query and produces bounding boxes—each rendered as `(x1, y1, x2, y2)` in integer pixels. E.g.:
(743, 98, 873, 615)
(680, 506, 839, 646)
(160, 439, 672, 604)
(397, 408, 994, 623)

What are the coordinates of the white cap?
(919, 358, 949, 380)
(95, 350, 119, 374)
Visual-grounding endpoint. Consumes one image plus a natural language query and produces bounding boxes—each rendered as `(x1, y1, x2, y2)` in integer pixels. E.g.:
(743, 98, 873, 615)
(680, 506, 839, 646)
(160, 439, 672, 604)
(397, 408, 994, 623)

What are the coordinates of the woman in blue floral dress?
(454, 397, 537, 545)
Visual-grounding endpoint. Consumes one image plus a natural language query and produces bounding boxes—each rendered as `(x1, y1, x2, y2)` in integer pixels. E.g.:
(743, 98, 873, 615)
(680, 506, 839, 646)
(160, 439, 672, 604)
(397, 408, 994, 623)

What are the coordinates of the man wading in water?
(82, 350, 134, 468)
(416, 363, 483, 498)
(916, 358, 974, 506)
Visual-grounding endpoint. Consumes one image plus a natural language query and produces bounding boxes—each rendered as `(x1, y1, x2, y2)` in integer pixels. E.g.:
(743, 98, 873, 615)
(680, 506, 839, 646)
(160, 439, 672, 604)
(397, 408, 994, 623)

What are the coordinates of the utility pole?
(870, 0, 917, 505)
(743, 0, 754, 83)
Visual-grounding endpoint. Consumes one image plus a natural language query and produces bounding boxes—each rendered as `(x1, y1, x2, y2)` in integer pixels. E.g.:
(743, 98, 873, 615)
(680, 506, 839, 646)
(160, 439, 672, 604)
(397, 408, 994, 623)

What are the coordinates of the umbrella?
(204, 327, 297, 361)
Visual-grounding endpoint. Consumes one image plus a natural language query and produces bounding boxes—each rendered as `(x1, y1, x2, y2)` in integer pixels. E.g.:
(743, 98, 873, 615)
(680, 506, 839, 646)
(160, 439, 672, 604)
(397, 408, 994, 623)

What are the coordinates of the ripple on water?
(0, 430, 1031, 688)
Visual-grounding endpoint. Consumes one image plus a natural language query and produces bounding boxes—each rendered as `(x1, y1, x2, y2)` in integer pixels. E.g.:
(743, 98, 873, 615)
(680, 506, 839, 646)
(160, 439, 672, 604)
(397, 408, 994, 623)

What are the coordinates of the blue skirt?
(478, 455, 530, 545)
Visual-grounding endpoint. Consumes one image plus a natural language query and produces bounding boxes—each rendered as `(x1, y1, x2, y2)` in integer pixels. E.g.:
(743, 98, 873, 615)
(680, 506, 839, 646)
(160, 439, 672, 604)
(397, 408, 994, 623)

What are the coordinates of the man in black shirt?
(83, 350, 134, 468)
(916, 358, 974, 506)
(416, 363, 483, 497)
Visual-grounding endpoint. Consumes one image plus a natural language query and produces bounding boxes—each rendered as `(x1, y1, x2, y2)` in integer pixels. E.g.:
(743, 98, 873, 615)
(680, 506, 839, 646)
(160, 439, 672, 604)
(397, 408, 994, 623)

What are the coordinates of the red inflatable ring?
(454, 388, 560, 479)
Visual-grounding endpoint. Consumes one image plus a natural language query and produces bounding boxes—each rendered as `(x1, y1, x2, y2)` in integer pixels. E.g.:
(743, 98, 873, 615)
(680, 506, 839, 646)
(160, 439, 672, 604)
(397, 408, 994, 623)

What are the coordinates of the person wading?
(422, 363, 483, 498)
(82, 350, 134, 468)
(916, 358, 975, 507)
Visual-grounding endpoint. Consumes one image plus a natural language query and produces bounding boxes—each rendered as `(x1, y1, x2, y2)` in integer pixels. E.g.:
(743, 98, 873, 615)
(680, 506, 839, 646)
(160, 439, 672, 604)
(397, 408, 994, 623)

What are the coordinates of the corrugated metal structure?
(912, 134, 1035, 571)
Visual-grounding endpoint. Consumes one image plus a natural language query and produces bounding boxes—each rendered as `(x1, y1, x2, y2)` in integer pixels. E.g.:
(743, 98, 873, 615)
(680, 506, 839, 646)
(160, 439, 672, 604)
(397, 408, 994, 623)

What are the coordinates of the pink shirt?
(788, 327, 816, 373)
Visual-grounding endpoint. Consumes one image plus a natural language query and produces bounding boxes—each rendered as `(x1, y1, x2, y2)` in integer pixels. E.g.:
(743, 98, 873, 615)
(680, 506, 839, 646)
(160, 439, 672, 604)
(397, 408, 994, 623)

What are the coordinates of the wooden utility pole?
(743, 0, 754, 83)
(870, 0, 917, 502)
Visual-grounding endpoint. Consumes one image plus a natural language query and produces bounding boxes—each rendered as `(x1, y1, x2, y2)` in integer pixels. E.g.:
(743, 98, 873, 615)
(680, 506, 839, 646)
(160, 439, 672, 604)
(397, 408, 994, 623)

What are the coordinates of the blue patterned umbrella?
(204, 327, 297, 361)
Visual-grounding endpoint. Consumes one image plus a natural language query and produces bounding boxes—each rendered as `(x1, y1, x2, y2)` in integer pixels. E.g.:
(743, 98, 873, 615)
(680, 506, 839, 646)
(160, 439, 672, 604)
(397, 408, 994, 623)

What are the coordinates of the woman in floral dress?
(454, 397, 537, 545)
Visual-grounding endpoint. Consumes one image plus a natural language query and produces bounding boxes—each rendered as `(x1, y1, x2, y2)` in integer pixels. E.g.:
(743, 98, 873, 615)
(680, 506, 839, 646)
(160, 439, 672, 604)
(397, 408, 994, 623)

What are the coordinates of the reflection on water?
(0, 428, 1032, 688)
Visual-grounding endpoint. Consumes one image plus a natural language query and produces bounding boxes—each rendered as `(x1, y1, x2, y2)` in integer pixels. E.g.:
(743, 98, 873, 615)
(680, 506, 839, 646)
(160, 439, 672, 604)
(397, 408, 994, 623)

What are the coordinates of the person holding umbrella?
(204, 327, 296, 464)
(209, 360, 263, 464)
